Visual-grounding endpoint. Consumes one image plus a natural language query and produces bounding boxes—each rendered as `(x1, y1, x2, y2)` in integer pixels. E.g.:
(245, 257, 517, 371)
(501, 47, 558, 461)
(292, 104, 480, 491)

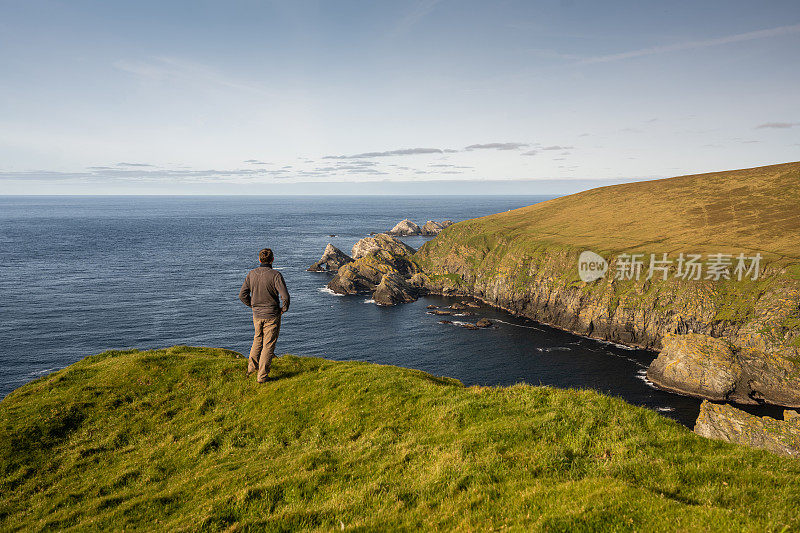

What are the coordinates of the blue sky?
(1, 0, 798, 194)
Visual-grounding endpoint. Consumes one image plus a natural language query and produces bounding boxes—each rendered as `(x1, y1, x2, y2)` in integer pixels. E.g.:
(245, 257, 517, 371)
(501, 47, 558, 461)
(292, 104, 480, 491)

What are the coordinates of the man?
(239, 248, 290, 383)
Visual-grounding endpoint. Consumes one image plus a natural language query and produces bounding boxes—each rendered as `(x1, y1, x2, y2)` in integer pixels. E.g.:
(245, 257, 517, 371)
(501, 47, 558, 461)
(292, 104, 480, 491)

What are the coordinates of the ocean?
(0, 195, 707, 425)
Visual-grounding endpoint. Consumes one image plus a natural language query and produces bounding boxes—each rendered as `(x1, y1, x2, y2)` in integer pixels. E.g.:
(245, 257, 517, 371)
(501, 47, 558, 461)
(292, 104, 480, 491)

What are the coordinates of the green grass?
(2, 347, 800, 531)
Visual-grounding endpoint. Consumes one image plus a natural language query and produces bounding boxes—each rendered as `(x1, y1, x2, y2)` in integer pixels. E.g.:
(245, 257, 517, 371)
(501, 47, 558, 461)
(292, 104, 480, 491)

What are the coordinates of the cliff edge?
(2, 346, 799, 529)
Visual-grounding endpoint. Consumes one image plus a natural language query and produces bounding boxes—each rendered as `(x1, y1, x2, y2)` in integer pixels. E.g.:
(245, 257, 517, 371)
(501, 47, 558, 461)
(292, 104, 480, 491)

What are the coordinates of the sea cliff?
(412, 162, 800, 408)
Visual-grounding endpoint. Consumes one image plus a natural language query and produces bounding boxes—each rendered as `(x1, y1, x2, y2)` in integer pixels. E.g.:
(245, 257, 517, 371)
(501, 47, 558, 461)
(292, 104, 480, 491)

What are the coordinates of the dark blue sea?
(0, 196, 706, 425)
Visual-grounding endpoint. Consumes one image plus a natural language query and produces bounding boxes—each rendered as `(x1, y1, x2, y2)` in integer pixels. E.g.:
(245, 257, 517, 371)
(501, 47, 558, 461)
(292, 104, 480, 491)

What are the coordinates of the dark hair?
(259, 248, 274, 264)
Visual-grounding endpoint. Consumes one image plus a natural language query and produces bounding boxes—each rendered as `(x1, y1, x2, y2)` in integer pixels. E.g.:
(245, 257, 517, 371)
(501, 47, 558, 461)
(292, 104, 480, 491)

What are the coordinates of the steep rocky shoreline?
(310, 222, 800, 411)
(311, 232, 800, 455)
(409, 162, 800, 412)
(413, 229, 800, 409)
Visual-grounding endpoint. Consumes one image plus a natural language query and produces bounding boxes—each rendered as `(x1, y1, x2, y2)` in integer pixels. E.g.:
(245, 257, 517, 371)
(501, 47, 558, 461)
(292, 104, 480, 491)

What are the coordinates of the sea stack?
(307, 243, 354, 272)
(387, 219, 422, 236)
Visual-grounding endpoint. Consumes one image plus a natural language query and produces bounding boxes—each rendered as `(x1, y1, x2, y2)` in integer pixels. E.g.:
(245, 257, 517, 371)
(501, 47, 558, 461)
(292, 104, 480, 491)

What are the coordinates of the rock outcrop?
(307, 244, 354, 272)
(387, 219, 421, 236)
(351, 234, 416, 260)
(327, 234, 430, 305)
(328, 250, 416, 295)
(694, 400, 800, 457)
(648, 333, 800, 406)
(373, 272, 418, 305)
(421, 220, 453, 236)
(647, 334, 742, 401)
(385, 219, 454, 236)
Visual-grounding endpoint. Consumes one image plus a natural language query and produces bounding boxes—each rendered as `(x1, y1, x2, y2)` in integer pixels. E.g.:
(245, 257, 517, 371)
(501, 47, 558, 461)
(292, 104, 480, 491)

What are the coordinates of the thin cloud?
(323, 147, 448, 159)
(464, 142, 528, 151)
(331, 164, 378, 171)
(117, 162, 154, 167)
(0, 167, 284, 183)
(244, 159, 269, 165)
(578, 22, 800, 65)
(346, 168, 388, 175)
(541, 145, 573, 151)
(521, 150, 538, 156)
(756, 122, 799, 129)
(527, 48, 584, 61)
(388, 0, 443, 39)
(114, 56, 276, 97)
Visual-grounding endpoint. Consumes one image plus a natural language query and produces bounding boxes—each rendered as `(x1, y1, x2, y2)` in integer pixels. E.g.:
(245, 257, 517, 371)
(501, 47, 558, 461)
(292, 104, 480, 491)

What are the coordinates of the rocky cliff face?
(694, 400, 800, 457)
(413, 227, 800, 408)
(648, 333, 800, 407)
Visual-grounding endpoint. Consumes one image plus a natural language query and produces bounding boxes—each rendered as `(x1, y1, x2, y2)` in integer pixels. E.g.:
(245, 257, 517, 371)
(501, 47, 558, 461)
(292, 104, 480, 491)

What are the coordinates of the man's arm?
(275, 272, 290, 314)
(238, 274, 252, 307)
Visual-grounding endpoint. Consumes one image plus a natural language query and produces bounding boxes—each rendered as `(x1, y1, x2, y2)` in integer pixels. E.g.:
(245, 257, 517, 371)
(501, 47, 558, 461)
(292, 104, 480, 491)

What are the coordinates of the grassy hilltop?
(446, 161, 800, 258)
(2, 347, 800, 531)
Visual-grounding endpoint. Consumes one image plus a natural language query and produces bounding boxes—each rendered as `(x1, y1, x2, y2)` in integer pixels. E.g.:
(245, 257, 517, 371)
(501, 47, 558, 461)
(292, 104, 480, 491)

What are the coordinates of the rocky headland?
(319, 234, 427, 305)
(412, 162, 800, 454)
(412, 163, 800, 406)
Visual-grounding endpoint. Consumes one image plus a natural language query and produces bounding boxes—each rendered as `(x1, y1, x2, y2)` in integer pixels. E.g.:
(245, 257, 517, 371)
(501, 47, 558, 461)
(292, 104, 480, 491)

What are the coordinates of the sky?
(1, 0, 798, 195)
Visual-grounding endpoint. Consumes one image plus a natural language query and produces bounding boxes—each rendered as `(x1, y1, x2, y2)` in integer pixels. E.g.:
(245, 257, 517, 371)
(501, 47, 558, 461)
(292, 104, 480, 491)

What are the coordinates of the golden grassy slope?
(475, 161, 800, 259)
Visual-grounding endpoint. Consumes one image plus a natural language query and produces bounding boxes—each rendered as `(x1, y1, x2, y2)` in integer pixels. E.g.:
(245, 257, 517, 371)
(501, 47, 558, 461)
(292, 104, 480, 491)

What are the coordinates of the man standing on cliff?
(239, 248, 290, 383)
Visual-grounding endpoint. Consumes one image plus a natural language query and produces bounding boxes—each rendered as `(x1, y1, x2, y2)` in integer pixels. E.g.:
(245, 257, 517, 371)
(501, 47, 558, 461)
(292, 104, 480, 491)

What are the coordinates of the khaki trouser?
(248, 315, 281, 382)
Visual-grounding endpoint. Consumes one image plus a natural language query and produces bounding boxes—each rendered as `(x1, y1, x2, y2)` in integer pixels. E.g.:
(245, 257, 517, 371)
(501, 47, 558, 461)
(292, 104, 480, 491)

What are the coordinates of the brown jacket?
(239, 263, 290, 319)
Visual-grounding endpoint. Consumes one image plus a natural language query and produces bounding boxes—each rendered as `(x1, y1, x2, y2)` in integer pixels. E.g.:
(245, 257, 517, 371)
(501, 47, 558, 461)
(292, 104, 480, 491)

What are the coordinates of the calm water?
(0, 196, 705, 425)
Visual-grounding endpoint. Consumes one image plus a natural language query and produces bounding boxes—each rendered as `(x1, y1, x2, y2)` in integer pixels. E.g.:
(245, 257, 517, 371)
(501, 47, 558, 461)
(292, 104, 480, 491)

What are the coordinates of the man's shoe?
(257, 377, 272, 384)
(246, 369, 256, 377)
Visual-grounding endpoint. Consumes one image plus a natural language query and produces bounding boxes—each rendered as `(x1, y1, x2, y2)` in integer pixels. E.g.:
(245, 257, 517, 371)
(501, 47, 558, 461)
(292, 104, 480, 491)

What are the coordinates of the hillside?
(2, 347, 799, 531)
(414, 162, 800, 408)
(460, 161, 800, 258)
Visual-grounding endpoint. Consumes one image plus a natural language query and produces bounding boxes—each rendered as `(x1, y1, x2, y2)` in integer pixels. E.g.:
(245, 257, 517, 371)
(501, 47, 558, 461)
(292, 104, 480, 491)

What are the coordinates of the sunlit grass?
(1, 346, 799, 531)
